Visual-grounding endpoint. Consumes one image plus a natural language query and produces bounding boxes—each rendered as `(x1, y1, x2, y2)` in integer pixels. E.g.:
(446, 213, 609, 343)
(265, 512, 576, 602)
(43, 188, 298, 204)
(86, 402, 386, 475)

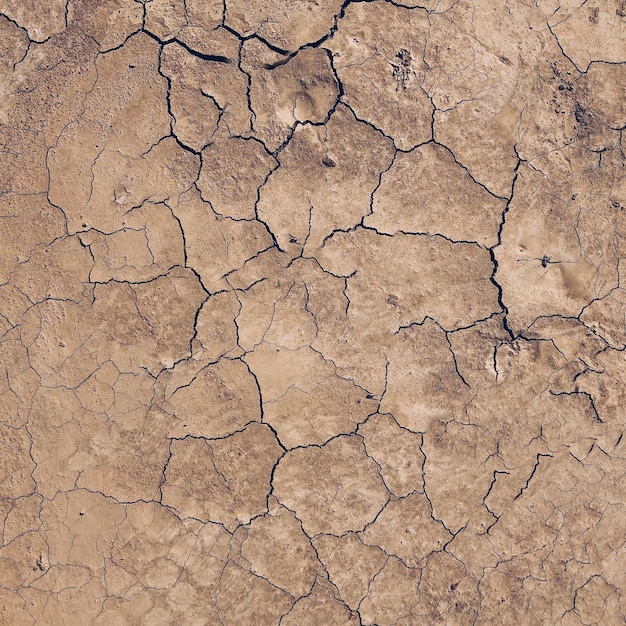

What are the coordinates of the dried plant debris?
(0, 0, 625, 624)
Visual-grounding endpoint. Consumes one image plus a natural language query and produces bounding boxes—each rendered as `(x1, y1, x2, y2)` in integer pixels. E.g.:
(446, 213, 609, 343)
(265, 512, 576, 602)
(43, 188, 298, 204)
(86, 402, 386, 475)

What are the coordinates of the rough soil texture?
(0, 1, 625, 624)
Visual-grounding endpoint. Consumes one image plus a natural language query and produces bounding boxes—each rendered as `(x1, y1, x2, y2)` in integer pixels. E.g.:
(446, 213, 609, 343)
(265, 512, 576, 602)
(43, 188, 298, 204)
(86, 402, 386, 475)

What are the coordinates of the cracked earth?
(0, 0, 625, 624)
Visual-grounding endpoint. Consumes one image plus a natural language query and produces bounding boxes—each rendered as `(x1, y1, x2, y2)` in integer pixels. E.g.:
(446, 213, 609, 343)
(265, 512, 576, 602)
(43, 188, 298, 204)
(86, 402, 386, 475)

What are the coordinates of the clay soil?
(1, 1, 625, 624)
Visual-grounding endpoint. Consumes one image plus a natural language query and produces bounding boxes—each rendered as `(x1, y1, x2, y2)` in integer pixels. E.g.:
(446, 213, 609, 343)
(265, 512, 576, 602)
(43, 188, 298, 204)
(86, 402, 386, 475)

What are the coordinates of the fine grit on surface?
(0, 0, 625, 624)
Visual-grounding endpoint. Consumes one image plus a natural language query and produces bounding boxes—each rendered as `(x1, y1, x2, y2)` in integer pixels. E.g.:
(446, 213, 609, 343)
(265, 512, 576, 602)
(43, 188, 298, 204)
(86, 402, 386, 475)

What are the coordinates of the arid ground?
(1, 0, 625, 624)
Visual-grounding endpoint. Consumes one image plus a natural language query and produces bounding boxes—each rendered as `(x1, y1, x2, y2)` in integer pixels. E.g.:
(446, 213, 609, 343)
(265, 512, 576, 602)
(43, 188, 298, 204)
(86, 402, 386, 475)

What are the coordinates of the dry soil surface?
(1, 1, 626, 624)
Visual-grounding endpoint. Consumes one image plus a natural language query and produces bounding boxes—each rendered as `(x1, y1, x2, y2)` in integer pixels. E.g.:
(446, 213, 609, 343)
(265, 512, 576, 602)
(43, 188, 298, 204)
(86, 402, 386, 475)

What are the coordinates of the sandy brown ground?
(0, 0, 625, 624)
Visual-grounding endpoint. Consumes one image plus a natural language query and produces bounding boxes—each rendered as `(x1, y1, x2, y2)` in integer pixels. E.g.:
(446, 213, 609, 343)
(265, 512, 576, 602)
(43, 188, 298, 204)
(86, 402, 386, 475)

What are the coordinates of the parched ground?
(0, 0, 625, 624)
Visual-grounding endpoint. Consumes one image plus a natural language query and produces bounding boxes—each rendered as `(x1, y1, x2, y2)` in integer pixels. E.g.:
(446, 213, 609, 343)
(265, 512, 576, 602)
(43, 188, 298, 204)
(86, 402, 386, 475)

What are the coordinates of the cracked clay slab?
(1, 1, 626, 625)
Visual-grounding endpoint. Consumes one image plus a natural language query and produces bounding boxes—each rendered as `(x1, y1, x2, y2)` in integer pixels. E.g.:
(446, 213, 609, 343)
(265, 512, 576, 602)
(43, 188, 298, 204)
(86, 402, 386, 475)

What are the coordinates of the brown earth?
(1, 0, 625, 624)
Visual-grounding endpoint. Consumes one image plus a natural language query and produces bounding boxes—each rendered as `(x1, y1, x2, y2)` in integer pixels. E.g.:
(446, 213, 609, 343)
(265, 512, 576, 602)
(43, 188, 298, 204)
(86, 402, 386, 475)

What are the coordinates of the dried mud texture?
(0, 0, 625, 624)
